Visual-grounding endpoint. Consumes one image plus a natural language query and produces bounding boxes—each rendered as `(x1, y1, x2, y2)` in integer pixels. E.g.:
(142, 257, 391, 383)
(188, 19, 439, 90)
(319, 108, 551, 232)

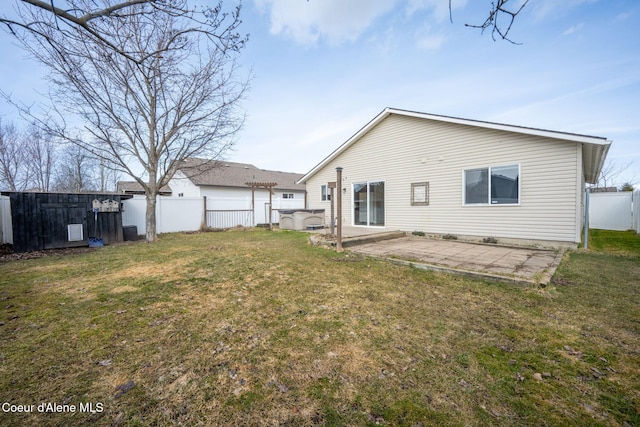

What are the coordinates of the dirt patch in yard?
(0, 240, 144, 262)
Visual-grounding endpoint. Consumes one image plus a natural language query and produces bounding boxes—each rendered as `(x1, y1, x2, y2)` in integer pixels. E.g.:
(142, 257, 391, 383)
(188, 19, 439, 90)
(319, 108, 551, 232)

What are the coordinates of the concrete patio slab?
(348, 236, 564, 285)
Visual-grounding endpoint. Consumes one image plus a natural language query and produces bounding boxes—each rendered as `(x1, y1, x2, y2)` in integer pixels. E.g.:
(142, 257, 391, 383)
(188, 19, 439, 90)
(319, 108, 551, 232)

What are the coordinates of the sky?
(1, 0, 639, 186)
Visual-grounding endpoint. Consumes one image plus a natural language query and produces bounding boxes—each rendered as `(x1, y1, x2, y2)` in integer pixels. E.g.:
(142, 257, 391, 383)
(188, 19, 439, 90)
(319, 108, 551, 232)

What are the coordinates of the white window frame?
(463, 164, 520, 206)
(321, 184, 331, 202)
(282, 193, 294, 199)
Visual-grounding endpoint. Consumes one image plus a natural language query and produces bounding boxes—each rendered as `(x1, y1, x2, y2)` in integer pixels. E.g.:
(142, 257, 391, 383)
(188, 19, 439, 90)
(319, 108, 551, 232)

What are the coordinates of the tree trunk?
(145, 191, 157, 242)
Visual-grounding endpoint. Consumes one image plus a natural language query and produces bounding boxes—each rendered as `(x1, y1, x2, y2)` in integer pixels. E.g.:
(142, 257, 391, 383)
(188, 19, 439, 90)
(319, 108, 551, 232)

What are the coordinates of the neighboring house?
(298, 108, 611, 247)
(589, 187, 618, 193)
(169, 158, 306, 224)
(116, 181, 173, 196)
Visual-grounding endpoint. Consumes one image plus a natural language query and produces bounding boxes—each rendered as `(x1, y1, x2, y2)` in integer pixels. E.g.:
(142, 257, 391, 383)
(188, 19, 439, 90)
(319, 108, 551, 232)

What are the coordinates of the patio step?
(342, 231, 406, 248)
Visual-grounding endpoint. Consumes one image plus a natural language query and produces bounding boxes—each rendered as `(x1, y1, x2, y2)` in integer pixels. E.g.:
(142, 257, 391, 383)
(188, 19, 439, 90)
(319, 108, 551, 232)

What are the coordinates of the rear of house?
(299, 108, 611, 247)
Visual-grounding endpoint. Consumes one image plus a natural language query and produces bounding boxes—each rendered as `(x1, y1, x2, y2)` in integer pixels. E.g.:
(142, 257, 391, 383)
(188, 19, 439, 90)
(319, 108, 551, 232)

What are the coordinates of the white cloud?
(254, 0, 398, 45)
(531, 0, 599, 21)
(416, 34, 446, 50)
(253, 0, 468, 46)
(614, 11, 633, 22)
(562, 22, 584, 35)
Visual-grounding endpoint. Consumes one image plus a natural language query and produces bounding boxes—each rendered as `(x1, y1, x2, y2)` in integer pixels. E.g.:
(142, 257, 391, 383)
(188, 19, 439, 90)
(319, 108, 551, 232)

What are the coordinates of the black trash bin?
(123, 225, 138, 241)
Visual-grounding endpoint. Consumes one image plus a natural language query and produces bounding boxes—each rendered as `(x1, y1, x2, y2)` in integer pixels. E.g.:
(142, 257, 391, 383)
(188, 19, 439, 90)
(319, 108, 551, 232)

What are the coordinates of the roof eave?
(386, 108, 610, 144)
(298, 108, 392, 183)
(583, 140, 612, 185)
(298, 107, 611, 184)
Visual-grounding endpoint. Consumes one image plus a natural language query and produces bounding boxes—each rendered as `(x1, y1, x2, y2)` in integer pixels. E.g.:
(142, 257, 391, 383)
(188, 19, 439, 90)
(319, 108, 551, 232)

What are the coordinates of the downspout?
(583, 187, 590, 249)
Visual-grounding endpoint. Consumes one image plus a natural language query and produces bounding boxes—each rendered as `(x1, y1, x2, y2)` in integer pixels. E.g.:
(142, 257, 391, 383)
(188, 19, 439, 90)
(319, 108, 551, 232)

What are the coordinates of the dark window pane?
(369, 181, 385, 226)
(465, 168, 488, 204)
(491, 165, 519, 204)
(353, 183, 367, 225)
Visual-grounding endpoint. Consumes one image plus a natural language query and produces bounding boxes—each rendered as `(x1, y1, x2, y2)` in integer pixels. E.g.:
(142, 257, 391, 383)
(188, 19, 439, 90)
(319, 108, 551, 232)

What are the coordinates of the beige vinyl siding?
(306, 114, 582, 243)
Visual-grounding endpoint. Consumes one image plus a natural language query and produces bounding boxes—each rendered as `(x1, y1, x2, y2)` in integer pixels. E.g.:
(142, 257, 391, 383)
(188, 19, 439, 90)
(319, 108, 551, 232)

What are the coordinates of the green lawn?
(0, 229, 638, 426)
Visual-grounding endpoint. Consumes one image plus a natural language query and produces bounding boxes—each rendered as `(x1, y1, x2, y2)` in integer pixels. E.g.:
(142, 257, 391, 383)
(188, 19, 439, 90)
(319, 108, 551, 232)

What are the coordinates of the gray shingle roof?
(116, 181, 172, 195)
(180, 158, 306, 191)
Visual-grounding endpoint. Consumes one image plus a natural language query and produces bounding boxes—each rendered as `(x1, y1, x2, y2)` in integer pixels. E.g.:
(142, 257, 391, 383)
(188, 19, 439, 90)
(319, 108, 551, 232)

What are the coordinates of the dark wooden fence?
(1, 192, 131, 253)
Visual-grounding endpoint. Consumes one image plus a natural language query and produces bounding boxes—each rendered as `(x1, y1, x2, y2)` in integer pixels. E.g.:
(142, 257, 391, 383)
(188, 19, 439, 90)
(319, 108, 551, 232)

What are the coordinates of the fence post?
(336, 167, 343, 253)
(631, 190, 640, 234)
(202, 196, 207, 230)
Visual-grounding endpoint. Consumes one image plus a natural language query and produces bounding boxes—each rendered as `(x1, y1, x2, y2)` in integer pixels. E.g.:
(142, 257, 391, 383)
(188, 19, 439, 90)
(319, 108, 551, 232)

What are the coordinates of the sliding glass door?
(353, 181, 385, 226)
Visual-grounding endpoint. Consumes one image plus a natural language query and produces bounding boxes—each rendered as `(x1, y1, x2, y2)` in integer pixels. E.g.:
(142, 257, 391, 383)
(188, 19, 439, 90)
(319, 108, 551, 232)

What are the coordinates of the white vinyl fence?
(122, 195, 304, 235)
(122, 196, 205, 236)
(589, 191, 636, 231)
(634, 190, 640, 234)
(0, 195, 13, 244)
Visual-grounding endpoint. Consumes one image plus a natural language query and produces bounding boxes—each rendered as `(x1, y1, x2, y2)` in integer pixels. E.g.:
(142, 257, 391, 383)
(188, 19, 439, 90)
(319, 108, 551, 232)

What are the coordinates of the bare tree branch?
(592, 159, 637, 190)
(2, 1, 248, 64)
(463, 0, 530, 44)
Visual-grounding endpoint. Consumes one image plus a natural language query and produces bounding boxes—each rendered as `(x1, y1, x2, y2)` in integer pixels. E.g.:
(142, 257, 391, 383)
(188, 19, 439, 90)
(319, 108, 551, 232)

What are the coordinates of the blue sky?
(1, 0, 639, 185)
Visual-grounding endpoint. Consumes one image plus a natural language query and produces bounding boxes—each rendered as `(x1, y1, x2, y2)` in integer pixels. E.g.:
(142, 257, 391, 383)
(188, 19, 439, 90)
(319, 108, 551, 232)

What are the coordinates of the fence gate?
(206, 210, 253, 228)
(589, 192, 633, 231)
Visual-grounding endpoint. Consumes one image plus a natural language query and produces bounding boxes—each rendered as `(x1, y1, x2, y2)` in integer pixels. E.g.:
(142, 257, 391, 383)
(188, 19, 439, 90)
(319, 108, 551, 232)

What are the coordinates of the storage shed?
(1, 192, 132, 253)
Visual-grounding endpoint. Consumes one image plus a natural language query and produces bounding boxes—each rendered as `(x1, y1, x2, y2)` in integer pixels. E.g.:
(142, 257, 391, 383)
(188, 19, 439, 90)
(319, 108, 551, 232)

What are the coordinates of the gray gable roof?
(179, 158, 305, 191)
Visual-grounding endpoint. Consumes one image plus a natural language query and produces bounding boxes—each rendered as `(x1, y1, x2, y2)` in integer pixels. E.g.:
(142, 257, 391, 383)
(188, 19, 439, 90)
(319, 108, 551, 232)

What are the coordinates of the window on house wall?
(321, 185, 331, 201)
(411, 182, 429, 206)
(464, 164, 519, 205)
(353, 181, 385, 226)
(283, 193, 294, 199)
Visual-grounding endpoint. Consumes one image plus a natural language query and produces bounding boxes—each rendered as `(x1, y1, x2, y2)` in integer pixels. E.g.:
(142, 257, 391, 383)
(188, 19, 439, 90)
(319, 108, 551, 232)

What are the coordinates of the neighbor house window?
(464, 164, 519, 205)
(353, 181, 385, 226)
(321, 185, 331, 201)
(282, 193, 294, 199)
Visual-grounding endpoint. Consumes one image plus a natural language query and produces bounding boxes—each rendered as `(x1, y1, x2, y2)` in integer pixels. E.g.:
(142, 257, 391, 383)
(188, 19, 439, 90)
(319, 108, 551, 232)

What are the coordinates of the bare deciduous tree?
(592, 159, 637, 190)
(96, 159, 122, 193)
(0, 120, 28, 191)
(0, 120, 107, 192)
(7, 0, 249, 242)
(52, 144, 97, 192)
(23, 124, 56, 191)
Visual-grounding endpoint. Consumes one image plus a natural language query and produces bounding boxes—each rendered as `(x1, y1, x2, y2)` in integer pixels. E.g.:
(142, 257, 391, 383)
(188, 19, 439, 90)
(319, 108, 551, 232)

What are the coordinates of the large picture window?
(464, 165, 519, 205)
(354, 181, 385, 226)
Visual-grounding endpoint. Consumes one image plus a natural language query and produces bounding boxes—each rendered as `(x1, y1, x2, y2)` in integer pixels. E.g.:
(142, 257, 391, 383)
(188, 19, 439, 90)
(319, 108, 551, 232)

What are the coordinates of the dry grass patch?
(0, 229, 638, 426)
